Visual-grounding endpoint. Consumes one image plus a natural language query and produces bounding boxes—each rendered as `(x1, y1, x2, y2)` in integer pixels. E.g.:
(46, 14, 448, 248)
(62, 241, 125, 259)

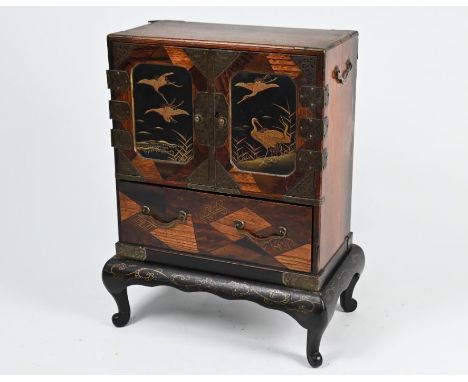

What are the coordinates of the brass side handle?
(332, 59, 353, 84)
(141, 206, 188, 228)
(234, 220, 287, 246)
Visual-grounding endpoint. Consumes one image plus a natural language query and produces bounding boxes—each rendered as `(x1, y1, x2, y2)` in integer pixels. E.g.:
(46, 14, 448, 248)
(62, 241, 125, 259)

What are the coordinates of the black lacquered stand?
(102, 244, 365, 368)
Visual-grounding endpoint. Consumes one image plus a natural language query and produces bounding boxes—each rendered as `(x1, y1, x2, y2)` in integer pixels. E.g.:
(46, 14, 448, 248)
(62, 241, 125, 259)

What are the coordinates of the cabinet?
(110, 43, 327, 203)
(103, 20, 365, 368)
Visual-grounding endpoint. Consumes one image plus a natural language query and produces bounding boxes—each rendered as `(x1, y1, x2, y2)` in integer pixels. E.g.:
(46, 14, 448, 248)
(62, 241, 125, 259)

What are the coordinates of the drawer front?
(118, 181, 313, 273)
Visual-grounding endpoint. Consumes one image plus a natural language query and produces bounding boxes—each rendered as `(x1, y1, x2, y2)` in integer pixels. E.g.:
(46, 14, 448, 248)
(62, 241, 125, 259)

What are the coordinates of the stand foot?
(110, 289, 130, 327)
(308, 352, 323, 368)
(102, 265, 131, 327)
(340, 273, 360, 312)
(306, 327, 326, 368)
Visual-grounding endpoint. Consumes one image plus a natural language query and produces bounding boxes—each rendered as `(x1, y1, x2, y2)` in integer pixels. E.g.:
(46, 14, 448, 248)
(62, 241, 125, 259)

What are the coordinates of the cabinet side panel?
(318, 36, 358, 271)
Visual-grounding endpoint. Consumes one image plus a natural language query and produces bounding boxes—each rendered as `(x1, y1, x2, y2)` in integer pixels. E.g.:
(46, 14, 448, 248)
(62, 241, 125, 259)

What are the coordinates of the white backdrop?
(0, 6, 467, 374)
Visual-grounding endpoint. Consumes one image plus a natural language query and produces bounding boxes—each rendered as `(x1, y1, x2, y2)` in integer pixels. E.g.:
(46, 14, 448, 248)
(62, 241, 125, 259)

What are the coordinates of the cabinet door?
(214, 50, 326, 205)
(108, 43, 211, 188)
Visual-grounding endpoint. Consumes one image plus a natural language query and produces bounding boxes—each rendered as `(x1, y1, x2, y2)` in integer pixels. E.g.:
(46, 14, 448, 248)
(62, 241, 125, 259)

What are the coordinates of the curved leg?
(109, 288, 131, 327)
(306, 326, 326, 368)
(296, 312, 328, 368)
(102, 270, 131, 327)
(340, 273, 360, 312)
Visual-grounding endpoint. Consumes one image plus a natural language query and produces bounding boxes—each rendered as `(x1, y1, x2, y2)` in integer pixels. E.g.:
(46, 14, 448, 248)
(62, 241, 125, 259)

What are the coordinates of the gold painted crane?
(145, 100, 190, 124)
(250, 117, 291, 160)
(137, 72, 182, 103)
(234, 76, 279, 104)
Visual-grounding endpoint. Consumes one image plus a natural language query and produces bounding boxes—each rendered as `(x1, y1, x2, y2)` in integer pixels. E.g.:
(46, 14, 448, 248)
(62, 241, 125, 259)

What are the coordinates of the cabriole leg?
(102, 271, 131, 327)
(294, 311, 329, 368)
(306, 322, 327, 368)
(340, 273, 360, 312)
(109, 288, 130, 327)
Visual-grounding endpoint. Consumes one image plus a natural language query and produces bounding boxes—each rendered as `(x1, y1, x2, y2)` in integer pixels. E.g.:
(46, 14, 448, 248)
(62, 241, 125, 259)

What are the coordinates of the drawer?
(117, 181, 313, 273)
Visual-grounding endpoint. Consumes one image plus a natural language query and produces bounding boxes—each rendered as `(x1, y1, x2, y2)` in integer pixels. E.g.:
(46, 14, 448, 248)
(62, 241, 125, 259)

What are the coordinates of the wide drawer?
(117, 181, 313, 273)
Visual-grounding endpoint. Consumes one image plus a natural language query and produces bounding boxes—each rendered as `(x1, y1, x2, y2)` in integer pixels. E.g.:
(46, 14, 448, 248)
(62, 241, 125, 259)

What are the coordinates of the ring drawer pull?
(141, 206, 188, 228)
(332, 59, 353, 84)
(234, 220, 287, 245)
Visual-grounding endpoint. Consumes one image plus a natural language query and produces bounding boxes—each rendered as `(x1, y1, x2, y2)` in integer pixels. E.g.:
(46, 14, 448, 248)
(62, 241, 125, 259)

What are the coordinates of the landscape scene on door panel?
(133, 64, 194, 164)
(231, 72, 296, 176)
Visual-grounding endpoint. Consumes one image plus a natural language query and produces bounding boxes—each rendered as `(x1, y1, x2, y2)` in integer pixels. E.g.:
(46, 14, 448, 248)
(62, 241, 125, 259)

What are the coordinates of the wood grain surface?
(118, 181, 313, 272)
(109, 20, 357, 53)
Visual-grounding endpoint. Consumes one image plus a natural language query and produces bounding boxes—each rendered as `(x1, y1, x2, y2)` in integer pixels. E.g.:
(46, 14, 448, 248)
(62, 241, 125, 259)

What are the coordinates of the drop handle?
(332, 59, 353, 84)
(141, 206, 188, 228)
(234, 220, 287, 246)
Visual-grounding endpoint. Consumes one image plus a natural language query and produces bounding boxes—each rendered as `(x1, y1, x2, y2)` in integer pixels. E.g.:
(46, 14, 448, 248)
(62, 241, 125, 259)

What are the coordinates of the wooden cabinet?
(103, 21, 365, 368)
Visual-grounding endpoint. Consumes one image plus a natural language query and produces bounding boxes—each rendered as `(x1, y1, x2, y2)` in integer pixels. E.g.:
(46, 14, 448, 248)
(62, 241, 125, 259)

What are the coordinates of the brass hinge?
(109, 100, 131, 121)
(299, 85, 329, 108)
(299, 117, 329, 140)
(115, 242, 147, 261)
(106, 70, 130, 91)
(297, 149, 328, 172)
(111, 129, 133, 150)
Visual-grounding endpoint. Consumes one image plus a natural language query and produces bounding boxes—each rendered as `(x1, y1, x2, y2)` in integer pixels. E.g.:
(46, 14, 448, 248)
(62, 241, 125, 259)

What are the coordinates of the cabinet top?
(108, 20, 357, 52)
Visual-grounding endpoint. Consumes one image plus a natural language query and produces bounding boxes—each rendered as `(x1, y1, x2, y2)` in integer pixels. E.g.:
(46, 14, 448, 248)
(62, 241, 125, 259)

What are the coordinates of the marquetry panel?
(117, 181, 313, 273)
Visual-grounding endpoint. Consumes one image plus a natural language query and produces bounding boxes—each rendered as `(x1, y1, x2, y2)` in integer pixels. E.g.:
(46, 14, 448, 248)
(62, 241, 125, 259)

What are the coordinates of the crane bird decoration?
(145, 100, 190, 124)
(234, 76, 279, 104)
(250, 117, 291, 161)
(137, 72, 182, 103)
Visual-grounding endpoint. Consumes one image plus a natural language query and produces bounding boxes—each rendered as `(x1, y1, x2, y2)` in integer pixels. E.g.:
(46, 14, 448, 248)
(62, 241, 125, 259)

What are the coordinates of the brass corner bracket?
(115, 242, 147, 261)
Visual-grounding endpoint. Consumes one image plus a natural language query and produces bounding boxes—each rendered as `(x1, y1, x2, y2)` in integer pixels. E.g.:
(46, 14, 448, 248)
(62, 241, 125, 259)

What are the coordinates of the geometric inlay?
(151, 215, 199, 254)
(211, 241, 285, 268)
(119, 192, 141, 221)
(274, 244, 311, 272)
(228, 170, 261, 193)
(165, 47, 194, 70)
(210, 207, 271, 241)
(131, 154, 162, 181)
(266, 53, 301, 78)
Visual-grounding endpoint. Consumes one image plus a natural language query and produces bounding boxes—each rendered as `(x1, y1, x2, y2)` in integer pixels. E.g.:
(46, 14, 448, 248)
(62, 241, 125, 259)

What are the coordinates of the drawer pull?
(234, 220, 287, 245)
(141, 206, 188, 228)
(332, 59, 353, 84)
